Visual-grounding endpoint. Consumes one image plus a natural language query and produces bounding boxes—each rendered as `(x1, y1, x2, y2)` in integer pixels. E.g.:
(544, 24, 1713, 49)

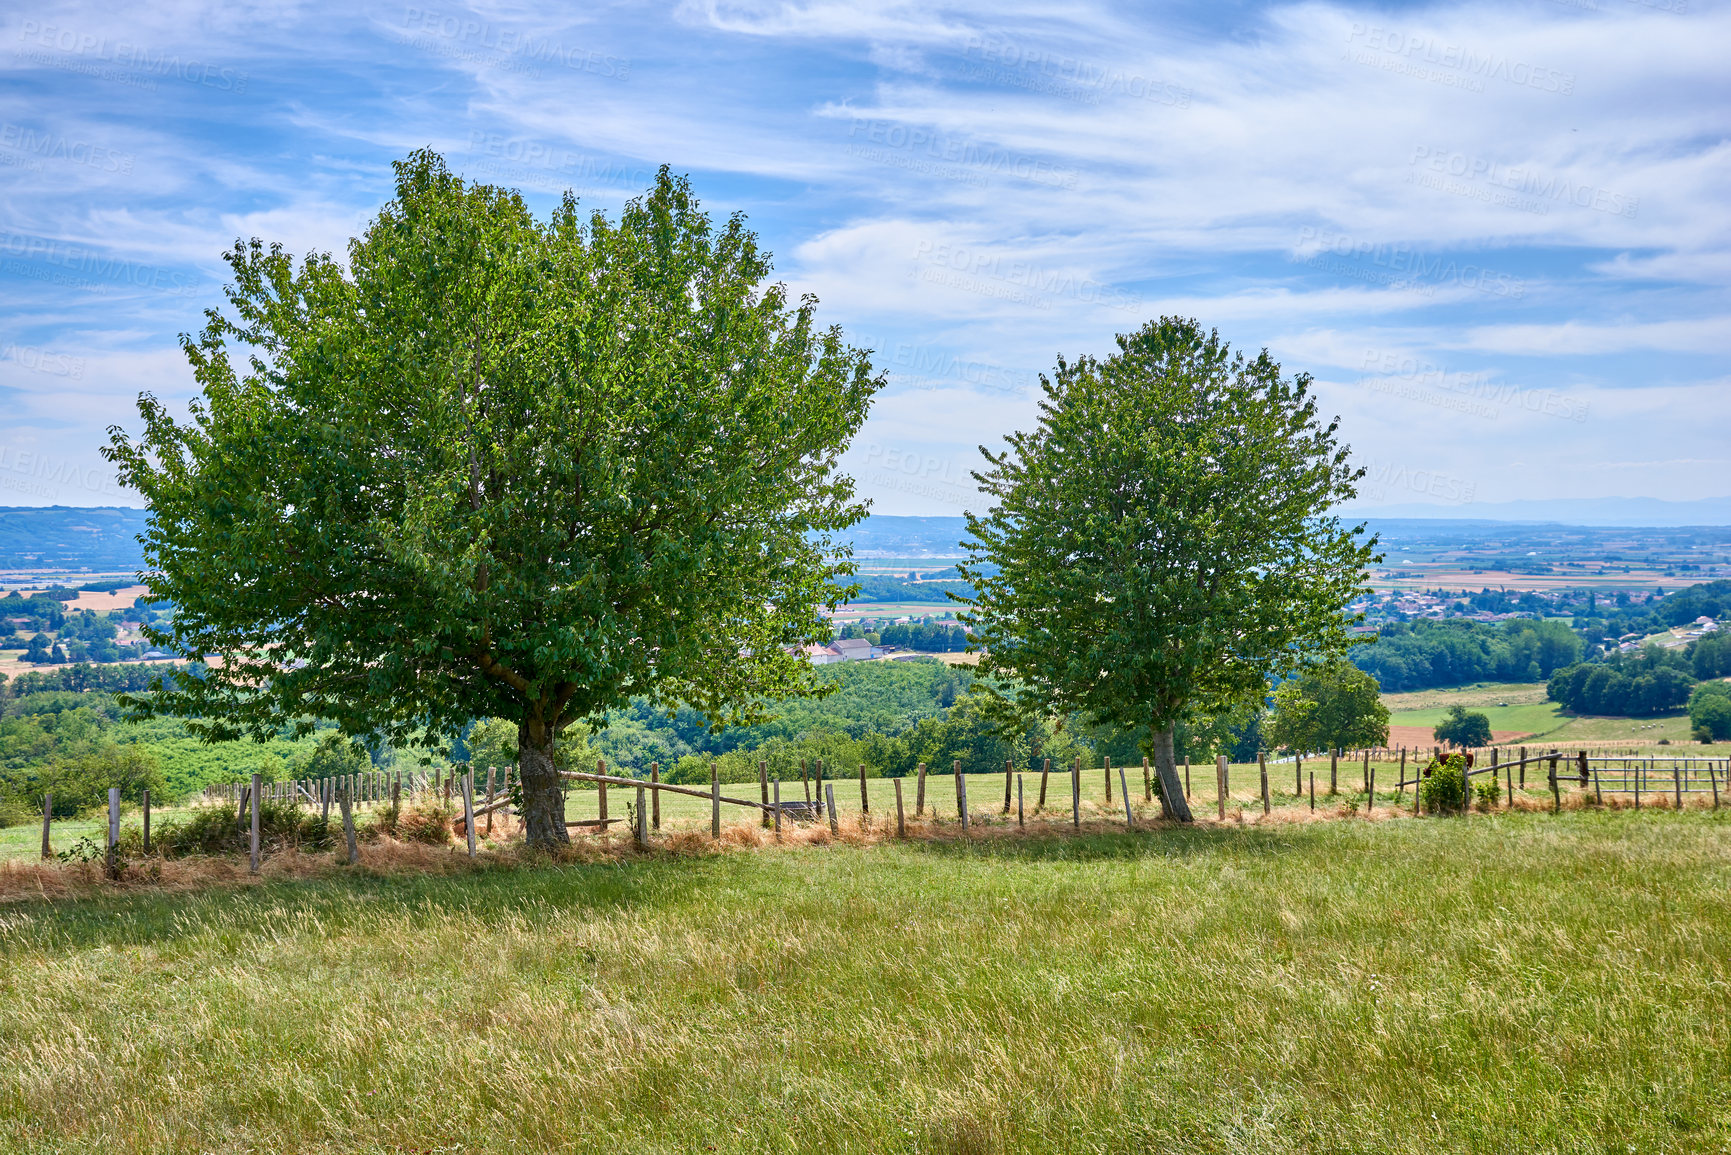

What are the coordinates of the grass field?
(1381, 681, 1699, 746)
(2, 807, 1729, 1153)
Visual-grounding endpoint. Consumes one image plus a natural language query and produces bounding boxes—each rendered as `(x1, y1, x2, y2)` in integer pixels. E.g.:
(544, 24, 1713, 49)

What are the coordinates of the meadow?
(1382, 681, 1696, 746)
(1, 803, 1728, 1153)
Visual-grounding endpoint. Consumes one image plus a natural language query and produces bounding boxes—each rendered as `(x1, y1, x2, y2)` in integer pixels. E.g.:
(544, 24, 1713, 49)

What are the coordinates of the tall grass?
(1, 809, 1728, 1152)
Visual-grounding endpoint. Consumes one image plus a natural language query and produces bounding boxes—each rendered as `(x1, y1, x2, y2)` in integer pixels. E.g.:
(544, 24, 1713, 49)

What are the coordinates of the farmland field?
(1381, 681, 1697, 747)
(2, 806, 1729, 1153)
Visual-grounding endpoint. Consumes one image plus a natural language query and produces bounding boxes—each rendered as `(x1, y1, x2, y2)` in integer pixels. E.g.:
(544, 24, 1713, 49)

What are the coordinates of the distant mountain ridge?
(0, 506, 152, 572)
(5, 503, 1729, 572)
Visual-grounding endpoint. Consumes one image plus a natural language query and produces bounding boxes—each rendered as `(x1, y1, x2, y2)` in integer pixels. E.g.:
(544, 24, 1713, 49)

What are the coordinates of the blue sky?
(1, 0, 1726, 517)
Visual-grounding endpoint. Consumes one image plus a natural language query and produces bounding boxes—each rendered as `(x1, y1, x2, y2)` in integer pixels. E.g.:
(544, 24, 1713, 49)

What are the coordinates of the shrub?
(1420, 754, 1468, 814)
(392, 793, 457, 845)
(1473, 778, 1501, 810)
(128, 799, 335, 858)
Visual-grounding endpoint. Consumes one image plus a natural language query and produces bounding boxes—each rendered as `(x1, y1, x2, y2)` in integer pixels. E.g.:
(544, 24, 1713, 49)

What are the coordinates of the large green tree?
(957, 317, 1377, 822)
(105, 151, 879, 848)
(1265, 658, 1390, 756)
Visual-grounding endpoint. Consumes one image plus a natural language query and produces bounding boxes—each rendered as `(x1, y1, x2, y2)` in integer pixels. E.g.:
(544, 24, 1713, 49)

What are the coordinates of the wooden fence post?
(651, 762, 661, 830)
(1184, 758, 1192, 799)
(815, 760, 826, 820)
(1071, 757, 1080, 829)
(250, 772, 262, 873)
(1295, 750, 1302, 797)
(464, 771, 477, 857)
(894, 777, 905, 838)
(860, 763, 870, 815)
(916, 762, 927, 816)
(1143, 756, 1153, 803)
(142, 788, 151, 855)
(825, 783, 839, 836)
(1118, 764, 1133, 828)
(1217, 754, 1228, 821)
(711, 761, 721, 839)
(1004, 759, 1013, 813)
(1549, 760, 1560, 815)
(636, 784, 648, 849)
(1330, 749, 1338, 796)
(1038, 758, 1049, 810)
(484, 767, 495, 836)
(773, 777, 783, 837)
(1368, 768, 1375, 812)
(760, 761, 771, 828)
(339, 784, 357, 864)
(1674, 765, 1683, 811)
(958, 767, 971, 831)
(320, 778, 331, 823)
(597, 758, 610, 841)
(953, 759, 963, 821)
(106, 786, 121, 880)
(1519, 746, 1527, 790)
(1104, 755, 1112, 806)
(1708, 763, 1720, 810)
(1363, 748, 1370, 793)
(1260, 759, 1270, 816)
(1258, 751, 1267, 806)
(1309, 772, 1315, 812)
(41, 792, 52, 859)
(1017, 775, 1024, 828)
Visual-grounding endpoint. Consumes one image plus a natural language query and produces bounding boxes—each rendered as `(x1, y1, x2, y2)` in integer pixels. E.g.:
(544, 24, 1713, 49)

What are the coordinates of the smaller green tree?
(1265, 659, 1389, 755)
(1688, 682, 1731, 742)
(1433, 705, 1493, 748)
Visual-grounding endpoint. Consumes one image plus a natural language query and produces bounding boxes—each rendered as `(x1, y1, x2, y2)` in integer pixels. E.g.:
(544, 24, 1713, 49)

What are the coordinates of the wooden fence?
(55, 743, 1682, 874)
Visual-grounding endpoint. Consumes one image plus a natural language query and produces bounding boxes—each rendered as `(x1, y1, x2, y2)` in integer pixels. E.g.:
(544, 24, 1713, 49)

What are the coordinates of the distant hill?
(1339, 497, 1731, 527)
(7, 505, 1728, 573)
(0, 506, 150, 572)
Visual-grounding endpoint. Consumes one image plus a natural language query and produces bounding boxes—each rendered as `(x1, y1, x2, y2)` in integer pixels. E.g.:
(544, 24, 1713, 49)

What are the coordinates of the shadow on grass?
(0, 851, 751, 953)
(898, 817, 1355, 864)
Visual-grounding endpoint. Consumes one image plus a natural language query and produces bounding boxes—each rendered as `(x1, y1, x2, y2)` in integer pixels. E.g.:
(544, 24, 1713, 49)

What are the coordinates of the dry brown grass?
(8, 786, 1721, 905)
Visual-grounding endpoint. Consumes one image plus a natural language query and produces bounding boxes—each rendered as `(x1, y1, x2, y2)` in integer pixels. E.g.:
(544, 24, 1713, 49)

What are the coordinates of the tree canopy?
(105, 151, 880, 847)
(1433, 705, 1493, 749)
(957, 317, 1377, 820)
(1266, 659, 1390, 755)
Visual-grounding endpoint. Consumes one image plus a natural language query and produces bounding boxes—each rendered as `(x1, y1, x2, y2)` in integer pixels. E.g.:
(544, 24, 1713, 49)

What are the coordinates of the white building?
(832, 638, 882, 661)
(803, 643, 845, 666)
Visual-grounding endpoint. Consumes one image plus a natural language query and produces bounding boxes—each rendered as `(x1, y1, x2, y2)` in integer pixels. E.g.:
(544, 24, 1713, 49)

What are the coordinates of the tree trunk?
(1151, 728, 1194, 823)
(518, 719, 570, 849)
